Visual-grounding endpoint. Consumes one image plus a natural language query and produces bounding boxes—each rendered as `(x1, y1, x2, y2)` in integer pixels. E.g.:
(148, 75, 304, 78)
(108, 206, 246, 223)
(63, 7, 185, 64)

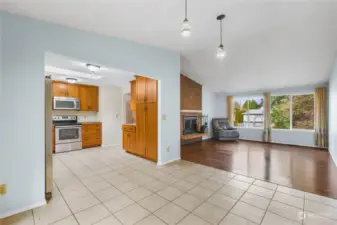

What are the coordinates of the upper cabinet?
(130, 80, 136, 111)
(52, 81, 79, 98)
(80, 85, 99, 112)
(136, 76, 157, 103)
(52, 81, 99, 112)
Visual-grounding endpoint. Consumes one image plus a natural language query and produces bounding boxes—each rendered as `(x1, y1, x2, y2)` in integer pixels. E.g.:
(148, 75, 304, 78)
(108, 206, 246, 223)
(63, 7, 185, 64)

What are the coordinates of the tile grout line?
(56, 154, 120, 224)
(259, 183, 278, 225)
(51, 180, 81, 225)
(222, 178, 260, 225)
(58, 149, 186, 225)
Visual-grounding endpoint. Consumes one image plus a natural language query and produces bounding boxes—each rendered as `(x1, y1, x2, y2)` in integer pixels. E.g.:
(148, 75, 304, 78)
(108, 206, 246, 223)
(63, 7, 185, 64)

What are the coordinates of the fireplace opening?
(183, 116, 198, 135)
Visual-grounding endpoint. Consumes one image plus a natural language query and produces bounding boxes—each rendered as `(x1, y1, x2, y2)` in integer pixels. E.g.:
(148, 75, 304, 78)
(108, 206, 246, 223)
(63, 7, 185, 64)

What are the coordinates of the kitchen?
(46, 52, 158, 158)
(45, 53, 135, 156)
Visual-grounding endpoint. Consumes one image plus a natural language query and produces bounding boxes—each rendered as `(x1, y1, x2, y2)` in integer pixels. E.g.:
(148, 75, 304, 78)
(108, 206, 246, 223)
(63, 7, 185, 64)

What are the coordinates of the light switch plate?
(162, 114, 167, 120)
(0, 184, 6, 196)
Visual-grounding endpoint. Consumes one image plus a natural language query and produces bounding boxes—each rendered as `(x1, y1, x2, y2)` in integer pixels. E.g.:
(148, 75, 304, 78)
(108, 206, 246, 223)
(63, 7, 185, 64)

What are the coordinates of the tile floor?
(3, 147, 337, 225)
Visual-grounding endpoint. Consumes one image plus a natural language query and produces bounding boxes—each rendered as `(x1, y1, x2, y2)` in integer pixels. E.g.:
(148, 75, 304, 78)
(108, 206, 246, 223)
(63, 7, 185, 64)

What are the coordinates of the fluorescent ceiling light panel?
(45, 66, 102, 80)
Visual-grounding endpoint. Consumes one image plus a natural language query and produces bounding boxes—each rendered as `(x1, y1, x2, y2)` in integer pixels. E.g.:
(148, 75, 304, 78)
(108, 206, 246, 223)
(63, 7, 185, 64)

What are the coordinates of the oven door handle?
(55, 125, 82, 129)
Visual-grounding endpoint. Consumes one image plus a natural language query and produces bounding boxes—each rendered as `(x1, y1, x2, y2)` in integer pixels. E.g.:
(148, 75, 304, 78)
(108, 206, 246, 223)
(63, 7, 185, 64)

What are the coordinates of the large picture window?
(271, 93, 314, 130)
(292, 94, 314, 129)
(271, 95, 291, 129)
(234, 96, 264, 128)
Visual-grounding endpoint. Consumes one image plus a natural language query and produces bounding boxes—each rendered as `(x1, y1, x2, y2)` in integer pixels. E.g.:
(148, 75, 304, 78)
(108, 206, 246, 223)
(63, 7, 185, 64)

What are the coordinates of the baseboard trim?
(0, 200, 46, 219)
(157, 157, 181, 166)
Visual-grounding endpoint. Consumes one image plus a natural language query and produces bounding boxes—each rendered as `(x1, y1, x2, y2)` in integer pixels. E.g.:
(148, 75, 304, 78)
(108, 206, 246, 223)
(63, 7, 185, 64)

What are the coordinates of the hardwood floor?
(181, 139, 337, 199)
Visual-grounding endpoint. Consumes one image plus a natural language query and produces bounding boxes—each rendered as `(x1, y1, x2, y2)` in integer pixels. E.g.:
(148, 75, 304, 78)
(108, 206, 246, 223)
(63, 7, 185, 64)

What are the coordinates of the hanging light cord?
(185, 0, 188, 20)
(220, 19, 223, 46)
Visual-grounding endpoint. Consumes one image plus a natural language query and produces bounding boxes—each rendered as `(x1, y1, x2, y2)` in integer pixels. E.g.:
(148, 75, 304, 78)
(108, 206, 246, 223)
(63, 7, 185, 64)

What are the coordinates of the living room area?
(181, 72, 337, 198)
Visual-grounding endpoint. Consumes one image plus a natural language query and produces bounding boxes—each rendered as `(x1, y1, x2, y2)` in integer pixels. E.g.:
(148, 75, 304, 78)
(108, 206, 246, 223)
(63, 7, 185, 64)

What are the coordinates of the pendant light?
(216, 14, 226, 59)
(181, 0, 191, 37)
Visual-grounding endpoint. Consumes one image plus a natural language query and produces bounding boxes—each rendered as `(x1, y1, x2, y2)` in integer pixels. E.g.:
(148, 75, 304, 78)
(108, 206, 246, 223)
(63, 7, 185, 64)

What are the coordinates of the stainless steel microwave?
(53, 97, 80, 110)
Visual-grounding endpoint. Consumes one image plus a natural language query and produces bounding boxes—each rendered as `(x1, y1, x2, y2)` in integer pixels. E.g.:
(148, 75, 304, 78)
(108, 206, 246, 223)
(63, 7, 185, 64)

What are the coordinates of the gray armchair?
(212, 118, 240, 141)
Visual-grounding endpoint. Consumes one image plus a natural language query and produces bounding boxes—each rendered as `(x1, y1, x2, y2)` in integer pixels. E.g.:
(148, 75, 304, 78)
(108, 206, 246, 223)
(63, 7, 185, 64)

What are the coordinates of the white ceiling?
(1, 0, 337, 93)
(45, 52, 135, 88)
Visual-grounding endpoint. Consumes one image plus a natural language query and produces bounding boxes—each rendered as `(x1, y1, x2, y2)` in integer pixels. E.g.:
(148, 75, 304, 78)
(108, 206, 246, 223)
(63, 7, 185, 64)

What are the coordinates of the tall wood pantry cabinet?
(135, 76, 158, 162)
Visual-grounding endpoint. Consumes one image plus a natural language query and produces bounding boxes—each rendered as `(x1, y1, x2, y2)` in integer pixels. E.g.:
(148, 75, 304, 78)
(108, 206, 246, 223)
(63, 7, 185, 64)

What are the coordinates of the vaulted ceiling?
(1, 0, 336, 93)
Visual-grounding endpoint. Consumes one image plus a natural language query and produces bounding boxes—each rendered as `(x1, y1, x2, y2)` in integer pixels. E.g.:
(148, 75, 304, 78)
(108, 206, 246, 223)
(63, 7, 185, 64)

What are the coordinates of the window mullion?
(290, 95, 292, 130)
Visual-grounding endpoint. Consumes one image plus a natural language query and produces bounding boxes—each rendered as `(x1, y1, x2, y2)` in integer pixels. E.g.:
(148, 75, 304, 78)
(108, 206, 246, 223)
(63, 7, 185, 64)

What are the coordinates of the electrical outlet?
(0, 184, 6, 196)
(167, 145, 170, 152)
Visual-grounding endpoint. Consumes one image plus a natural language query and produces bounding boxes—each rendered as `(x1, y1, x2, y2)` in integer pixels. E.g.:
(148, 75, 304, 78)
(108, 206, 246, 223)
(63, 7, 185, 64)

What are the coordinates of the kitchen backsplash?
(52, 110, 100, 122)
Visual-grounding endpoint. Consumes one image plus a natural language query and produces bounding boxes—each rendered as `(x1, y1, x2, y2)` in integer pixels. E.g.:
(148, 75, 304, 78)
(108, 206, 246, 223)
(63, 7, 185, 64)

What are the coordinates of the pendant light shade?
(181, 19, 191, 37)
(216, 44, 226, 58)
(216, 14, 226, 59)
(181, 0, 191, 37)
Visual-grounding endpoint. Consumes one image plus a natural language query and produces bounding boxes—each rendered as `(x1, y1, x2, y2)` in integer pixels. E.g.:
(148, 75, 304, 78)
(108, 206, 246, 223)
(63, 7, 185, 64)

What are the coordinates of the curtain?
(263, 92, 271, 142)
(315, 87, 328, 148)
(227, 96, 233, 125)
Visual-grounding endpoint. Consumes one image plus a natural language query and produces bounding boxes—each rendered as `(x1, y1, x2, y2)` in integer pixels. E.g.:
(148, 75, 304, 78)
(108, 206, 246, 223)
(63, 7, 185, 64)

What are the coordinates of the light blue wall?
(329, 60, 337, 165)
(0, 12, 180, 217)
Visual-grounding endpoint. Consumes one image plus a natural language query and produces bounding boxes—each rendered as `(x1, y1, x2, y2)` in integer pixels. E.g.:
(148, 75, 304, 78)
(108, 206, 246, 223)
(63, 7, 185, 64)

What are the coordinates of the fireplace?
(183, 116, 198, 135)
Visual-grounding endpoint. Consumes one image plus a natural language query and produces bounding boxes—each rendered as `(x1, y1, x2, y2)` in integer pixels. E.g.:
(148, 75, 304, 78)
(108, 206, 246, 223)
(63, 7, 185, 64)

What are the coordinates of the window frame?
(233, 95, 264, 129)
(271, 92, 315, 131)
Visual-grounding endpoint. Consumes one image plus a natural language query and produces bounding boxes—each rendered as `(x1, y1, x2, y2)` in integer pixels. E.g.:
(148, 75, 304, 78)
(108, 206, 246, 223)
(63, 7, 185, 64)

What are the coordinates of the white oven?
(53, 97, 80, 110)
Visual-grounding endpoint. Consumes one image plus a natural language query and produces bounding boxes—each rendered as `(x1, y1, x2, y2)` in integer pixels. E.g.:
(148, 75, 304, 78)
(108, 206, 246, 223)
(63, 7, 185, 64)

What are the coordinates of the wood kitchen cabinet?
(80, 85, 99, 112)
(136, 76, 157, 103)
(122, 125, 136, 153)
(136, 102, 158, 162)
(130, 80, 136, 111)
(82, 123, 102, 148)
(52, 81, 79, 98)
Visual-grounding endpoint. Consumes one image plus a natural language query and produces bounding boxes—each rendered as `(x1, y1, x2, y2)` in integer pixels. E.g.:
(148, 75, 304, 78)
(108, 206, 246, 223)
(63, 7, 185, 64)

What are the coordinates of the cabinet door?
(146, 78, 157, 103)
(129, 132, 136, 152)
(136, 76, 147, 103)
(52, 82, 69, 97)
(123, 131, 128, 151)
(80, 85, 99, 112)
(88, 86, 99, 111)
(130, 80, 136, 111)
(136, 103, 146, 156)
(145, 102, 158, 162)
(66, 84, 79, 98)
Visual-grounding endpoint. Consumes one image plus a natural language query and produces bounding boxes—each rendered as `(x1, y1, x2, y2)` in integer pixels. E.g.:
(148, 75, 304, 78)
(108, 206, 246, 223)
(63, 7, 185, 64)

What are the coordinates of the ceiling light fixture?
(216, 14, 226, 59)
(181, 0, 191, 37)
(86, 64, 100, 72)
(66, 77, 78, 84)
(45, 66, 103, 80)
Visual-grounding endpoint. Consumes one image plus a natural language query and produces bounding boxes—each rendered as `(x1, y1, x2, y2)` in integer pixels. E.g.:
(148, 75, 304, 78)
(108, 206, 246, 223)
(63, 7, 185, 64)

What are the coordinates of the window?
(292, 94, 314, 129)
(234, 96, 264, 128)
(271, 94, 314, 130)
(271, 95, 291, 129)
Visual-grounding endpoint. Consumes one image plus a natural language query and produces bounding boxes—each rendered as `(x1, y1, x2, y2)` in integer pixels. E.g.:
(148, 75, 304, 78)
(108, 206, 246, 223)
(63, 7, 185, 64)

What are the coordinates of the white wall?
(202, 87, 216, 139)
(98, 85, 123, 147)
(214, 94, 227, 118)
(329, 60, 337, 166)
(0, 12, 180, 218)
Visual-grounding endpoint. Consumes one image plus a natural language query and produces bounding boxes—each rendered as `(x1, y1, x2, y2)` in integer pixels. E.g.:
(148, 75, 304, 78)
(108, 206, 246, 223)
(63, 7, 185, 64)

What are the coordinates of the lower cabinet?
(122, 124, 137, 154)
(82, 123, 102, 148)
